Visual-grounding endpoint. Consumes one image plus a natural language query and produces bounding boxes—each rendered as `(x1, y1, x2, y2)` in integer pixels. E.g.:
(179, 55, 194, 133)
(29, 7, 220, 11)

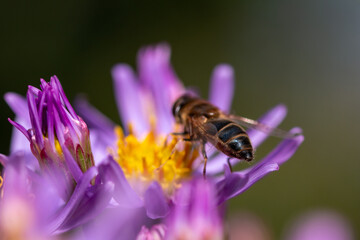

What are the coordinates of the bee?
(172, 94, 296, 175)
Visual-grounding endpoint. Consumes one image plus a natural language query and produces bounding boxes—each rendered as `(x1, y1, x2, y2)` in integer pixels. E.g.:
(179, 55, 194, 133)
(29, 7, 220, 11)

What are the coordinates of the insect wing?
(227, 115, 299, 139)
(189, 116, 216, 140)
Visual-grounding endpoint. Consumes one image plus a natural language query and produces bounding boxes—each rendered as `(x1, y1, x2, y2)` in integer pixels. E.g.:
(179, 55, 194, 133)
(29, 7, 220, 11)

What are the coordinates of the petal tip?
(111, 64, 133, 80)
(4, 92, 24, 107)
(290, 127, 305, 143)
(214, 64, 234, 77)
(273, 103, 288, 117)
(4, 92, 15, 102)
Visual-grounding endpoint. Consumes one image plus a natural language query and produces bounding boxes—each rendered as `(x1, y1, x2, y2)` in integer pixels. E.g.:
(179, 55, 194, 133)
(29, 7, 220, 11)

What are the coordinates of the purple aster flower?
(283, 210, 354, 240)
(7, 76, 94, 185)
(75, 43, 303, 220)
(3, 78, 117, 234)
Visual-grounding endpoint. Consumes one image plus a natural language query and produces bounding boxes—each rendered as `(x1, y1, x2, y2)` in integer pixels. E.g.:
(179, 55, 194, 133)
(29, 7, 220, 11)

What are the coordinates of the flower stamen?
(114, 126, 198, 196)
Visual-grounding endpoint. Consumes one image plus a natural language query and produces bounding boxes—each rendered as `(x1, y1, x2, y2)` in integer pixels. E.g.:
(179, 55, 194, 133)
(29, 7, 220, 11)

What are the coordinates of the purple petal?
(141, 44, 184, 104)
(87, 130, 113, 165)
(9, 117, 33, 154)
(74, 98, 117, 163)
(248, 104, 288, 148)
(137, 44, 181, 134)
(0, 154, 8, 166)
(51, 92, 78, 140)
(37, 88, 47, 129)
(217, 163, 279, 203)
(51, 76, 79, 120)
(112, 64, 149, 135)
(98, 157, 143, 208)
(4, 92, 29, 123)
(209, 64, 234, 113)
(0, 150, 38, 171)
(40, 78, 49, 90)
(216, 167, 249, 204)
(52, 102, 66, 145)
(238, 163, 279, 195)
(46, 167, 98, 234)
(27, 90, 43, 148)
(28, 85, 41, 95)
(79, 207, 146, 240)
(56, 181, 114, 233)
(62, 147, 83, 184)
(144, 181, 169, 219)
(8, 118, 31, 141)
(188, 179, 219, 221)
(74, 97, 116, 139)
(166, 178, 223, 239)
(46, 94, 56, 153)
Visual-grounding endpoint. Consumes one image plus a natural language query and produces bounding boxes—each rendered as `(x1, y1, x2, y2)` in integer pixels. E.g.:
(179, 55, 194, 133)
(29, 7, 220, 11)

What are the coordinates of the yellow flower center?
(114, 126, 199, 196)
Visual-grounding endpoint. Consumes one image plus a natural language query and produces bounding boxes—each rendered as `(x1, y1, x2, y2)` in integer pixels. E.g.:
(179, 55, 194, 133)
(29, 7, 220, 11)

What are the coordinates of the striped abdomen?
(204, 119, 254, 161)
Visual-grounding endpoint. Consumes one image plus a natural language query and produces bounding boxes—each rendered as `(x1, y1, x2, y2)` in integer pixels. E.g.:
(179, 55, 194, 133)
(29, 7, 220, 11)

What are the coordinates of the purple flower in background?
(76, 43, 303, 216)
(228, 212, 272, 240)
(283, 210, 354, 240)
(227, 210, 355, 240)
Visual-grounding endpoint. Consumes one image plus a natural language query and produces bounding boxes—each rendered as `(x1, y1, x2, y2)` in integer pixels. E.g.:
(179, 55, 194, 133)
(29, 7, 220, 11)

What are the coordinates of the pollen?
(0, 176, 3, 188)
(114, 126, 199, 196)
(54, 138, 63, 156)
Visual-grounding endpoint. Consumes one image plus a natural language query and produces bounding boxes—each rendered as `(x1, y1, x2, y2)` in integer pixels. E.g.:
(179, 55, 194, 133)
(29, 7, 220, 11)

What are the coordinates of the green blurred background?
(1, 0, 359, 238)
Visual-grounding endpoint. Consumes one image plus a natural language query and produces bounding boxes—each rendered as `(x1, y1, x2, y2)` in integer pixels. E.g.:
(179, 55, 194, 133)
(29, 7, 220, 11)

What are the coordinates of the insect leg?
(171, 132, 192, 141)
(200, 141, 208, 177)
(171, 131, 189, 136)
(227, 157, 233, 173)
(172, 118, 195, 141)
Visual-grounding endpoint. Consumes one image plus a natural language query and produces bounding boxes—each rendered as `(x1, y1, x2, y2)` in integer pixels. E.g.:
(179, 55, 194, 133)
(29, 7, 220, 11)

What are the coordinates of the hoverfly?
(172, 94, 297, 175)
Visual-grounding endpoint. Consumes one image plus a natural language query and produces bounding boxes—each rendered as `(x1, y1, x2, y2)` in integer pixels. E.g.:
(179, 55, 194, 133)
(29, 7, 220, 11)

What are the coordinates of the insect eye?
(172, 94, 194, 117)
(172, 100, 179, 117)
